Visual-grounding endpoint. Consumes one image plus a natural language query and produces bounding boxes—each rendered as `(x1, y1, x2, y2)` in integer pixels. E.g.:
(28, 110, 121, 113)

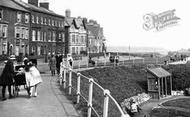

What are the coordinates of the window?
(32, 15, 35, 23)
(48, 31, 51, 42)
(15, 27, 21, 38)
(25, 28, 29, 39)
(25, 13, 29, 23)
(59, 33, 61, 41)
(41, 31, 43, 41)
(36, 16, 39, 24)
(62, 33, 65, 42)
(52, 20, 54, 26)
(52, 31, 56, 42)
(41, 17, 43, 24)
(0, 8, 3, 20)
(49, 19, 51, 25)
(21, 28, 25, 39)
(37, 31, 40, 41)
(32, 30, 36, 41)
(2, 25, 7, 38)
(37, 46, 41, 55)
(55, 20, 57, 27)
(44, 18, 47, 25)
(72, 47, 75, 54)
(76, 35, 78, 43)
(44, 32, 47, 42)
(17, 12, 22, 22)
(72, 35, 75, 43)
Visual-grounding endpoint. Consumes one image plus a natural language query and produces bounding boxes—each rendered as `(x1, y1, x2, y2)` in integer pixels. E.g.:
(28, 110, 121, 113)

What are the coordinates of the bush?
(163, 64, 190, 90)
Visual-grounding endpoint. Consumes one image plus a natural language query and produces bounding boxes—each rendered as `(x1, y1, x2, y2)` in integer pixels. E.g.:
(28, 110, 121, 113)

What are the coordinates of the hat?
(9, 55, 16, 60)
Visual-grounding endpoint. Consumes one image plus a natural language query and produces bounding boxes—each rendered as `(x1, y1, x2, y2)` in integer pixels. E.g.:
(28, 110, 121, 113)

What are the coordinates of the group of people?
(48, 53, 73, 76)
(0, 55, 42, 101)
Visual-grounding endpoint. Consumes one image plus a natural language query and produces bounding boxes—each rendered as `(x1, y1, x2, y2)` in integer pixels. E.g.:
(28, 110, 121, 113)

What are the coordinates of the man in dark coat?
(0, 56, 15, 100)
(55, 52, 62, 75)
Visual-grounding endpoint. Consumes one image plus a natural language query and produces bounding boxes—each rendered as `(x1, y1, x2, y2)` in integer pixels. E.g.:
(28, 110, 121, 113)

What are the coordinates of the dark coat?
(0, 60, 14, 85)
(49, 57, 56, 71)
(56, 55, 62, 69)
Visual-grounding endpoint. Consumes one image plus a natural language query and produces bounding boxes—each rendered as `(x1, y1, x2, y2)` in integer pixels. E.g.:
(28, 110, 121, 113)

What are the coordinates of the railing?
(60, 66, 130, 117)
(59, 57, 165, 117)
(73, 57, 165, 69)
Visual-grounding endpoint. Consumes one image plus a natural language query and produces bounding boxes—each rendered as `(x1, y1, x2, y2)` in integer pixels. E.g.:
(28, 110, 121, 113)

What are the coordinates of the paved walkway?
(0, 73, 80, 117)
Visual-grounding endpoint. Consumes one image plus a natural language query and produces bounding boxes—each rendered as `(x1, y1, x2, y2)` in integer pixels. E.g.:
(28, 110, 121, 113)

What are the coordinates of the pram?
(13, 65, 30, 97)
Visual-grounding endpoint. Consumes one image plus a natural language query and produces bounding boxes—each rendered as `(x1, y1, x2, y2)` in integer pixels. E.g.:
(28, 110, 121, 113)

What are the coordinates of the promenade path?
(0, 62, 80, 117)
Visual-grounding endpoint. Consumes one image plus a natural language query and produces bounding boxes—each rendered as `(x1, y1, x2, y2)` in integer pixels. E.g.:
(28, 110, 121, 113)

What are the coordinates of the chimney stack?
(28, 0, 38, 7)
(65, 9, 71, 18)
(40, 2, 49, 9)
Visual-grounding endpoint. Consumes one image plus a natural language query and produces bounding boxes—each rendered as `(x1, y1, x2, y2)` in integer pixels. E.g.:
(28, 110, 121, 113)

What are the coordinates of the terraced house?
(0, 0, 30, 60)
(65, 9, 87, 55)
(86, 20, 106, 53)
(14, 0, 65, 60)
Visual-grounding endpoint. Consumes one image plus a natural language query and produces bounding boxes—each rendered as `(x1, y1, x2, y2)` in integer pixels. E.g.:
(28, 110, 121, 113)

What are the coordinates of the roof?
(87, 24, 101, 37)
(0, 0, 28, 12)
(147, 67, 171, 78)
(65, 17, 74, 26)
(14, 0, 64, 18)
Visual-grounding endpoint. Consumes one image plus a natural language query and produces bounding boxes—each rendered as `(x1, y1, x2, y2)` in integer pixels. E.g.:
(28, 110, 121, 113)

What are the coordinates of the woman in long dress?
(25, 62, 42, 97)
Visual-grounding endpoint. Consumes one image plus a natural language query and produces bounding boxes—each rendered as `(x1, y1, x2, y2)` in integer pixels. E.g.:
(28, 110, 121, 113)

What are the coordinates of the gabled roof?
(0, 0, 28, 12)
(147, 67, 171, 78)
(86, 24, 100, 37)
(14, 0, 63, 18)
(65, 17, 74, 27)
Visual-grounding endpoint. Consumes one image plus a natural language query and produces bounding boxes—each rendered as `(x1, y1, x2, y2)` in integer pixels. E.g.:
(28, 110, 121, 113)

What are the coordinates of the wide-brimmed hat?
(9, 55, 16, 60)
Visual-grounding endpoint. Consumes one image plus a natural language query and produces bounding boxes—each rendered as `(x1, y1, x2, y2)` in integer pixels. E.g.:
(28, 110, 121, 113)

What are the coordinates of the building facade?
(15, 0, 65, 60)
(0, 0, 30, 59)
(86, 20, 106, 53)
(65, 10, 87, 55)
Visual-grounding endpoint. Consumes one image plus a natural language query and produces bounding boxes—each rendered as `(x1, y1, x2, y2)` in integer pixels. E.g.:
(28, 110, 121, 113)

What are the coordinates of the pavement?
(0, 62, 80, 117)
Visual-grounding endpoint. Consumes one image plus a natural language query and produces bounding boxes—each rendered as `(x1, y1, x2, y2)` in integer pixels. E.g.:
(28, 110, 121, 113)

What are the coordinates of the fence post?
(76, 72, 81, 104)
(78, 61, 80, 69)
(88, 78, 94, 117)
(103, 89, 110, 117)
(68, 68, 72, 95)
(63, 67, 67, 89)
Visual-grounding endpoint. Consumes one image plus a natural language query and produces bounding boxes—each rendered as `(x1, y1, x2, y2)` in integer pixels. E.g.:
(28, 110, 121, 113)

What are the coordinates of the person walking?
(0, 56, 15, 101)
(49, 55, 56, 76)
(67, 53, 73, 68)
(56, 52, 62, 76)
(26, 62, 42, 97)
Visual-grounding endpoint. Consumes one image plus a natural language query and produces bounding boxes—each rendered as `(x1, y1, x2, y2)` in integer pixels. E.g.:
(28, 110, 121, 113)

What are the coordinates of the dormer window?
(0, 8, 3, 20)
(17, 12, 22, 23)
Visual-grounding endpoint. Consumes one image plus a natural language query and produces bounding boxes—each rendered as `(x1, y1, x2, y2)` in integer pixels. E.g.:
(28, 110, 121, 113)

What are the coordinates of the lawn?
(64, 65, 148, 117)
(162, 98, 190, 109)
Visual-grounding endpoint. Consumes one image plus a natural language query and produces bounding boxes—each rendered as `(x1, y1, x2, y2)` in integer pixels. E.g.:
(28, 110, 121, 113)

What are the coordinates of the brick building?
(0, 0, 30, 60)
(14, 0, 65, 60)
(65, 9, 87, 55)
(86, 20, 106, 53)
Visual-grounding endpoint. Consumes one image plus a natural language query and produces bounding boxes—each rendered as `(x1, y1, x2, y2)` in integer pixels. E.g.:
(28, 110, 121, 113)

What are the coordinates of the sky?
(23, 0, 190, 51)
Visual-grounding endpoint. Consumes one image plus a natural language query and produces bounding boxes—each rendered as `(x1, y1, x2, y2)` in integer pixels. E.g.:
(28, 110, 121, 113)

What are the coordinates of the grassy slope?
(70, 65, 148, 117)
